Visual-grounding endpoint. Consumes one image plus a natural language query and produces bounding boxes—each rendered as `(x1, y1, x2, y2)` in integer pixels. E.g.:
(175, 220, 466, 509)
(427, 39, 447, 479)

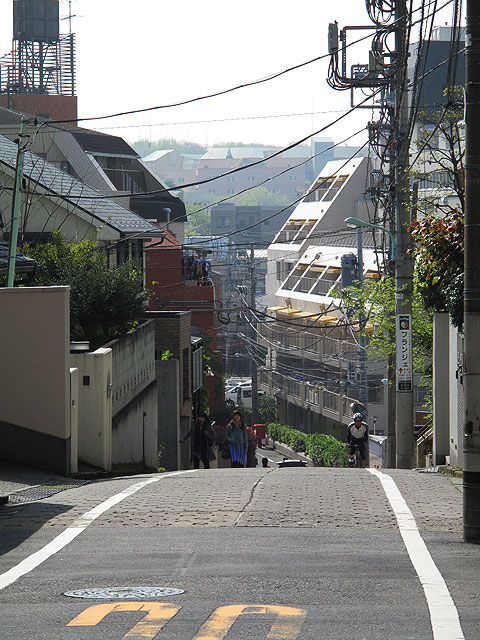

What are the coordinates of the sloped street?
(0, 467, 477, 639)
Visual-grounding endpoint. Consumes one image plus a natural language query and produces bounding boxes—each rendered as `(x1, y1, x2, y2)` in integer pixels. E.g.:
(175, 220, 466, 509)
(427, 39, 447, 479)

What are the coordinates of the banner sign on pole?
(396, 314, 412, 392)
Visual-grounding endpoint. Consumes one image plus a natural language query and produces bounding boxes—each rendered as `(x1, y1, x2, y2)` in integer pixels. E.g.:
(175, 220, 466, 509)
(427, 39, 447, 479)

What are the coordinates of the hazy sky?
(0, 0, 459, 149)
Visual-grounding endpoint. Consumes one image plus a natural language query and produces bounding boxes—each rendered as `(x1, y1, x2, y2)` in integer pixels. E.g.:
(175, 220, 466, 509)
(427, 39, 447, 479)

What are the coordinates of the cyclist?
(346, 412, 369, 468)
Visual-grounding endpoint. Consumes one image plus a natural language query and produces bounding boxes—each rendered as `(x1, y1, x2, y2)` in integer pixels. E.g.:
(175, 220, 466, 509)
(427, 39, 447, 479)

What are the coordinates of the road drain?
(64, 586, 185, 599)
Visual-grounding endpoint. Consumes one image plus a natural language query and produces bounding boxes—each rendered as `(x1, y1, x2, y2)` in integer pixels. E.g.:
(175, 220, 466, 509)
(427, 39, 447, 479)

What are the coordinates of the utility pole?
(394, 0, 415, 469)
(356, 226, 368, 410)
(6, 117, 29, 287)
(250, 243, 258, 425)
(463, 0, 480, 544)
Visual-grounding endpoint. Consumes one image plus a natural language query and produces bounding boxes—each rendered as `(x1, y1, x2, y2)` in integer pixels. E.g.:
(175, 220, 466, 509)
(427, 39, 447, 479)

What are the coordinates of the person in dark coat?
(179, 412, 216, 469)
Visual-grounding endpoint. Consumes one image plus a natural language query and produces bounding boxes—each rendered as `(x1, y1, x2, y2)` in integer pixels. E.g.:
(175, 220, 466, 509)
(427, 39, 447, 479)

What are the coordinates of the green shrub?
(266, 423, 348, 467)
(286, 429, 309, 452)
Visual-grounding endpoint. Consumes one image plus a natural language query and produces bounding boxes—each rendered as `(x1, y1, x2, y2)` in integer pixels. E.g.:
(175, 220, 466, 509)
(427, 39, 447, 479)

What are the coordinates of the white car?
(225, 385, 265, 409)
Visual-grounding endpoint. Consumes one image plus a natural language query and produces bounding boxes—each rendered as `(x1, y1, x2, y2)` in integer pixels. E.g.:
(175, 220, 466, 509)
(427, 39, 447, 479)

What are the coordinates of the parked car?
(278, 458, 308, 468)
(225, 385, 264, 410)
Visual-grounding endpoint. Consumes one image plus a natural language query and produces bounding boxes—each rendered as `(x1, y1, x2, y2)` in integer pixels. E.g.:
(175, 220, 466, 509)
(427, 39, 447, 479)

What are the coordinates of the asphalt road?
(0, 467, 477, 640)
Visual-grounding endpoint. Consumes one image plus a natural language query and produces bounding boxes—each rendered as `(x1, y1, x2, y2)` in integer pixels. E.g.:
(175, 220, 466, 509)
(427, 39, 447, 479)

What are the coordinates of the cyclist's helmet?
(353, 412, 363, 422)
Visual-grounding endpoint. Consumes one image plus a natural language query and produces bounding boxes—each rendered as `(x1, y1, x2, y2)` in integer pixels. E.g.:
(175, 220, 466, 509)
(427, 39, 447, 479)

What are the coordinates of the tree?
(412, 89, 465, 217)
(339, 275, 433, 381)
(132, 138, 206, 155)
(231, 187, 290, 207)
(22, 233, 149, 347)
(258, 394, 276, 424)
(409, 207, 464, 328)
(408, 88, 465, 328)
(184, 206, 211, 237)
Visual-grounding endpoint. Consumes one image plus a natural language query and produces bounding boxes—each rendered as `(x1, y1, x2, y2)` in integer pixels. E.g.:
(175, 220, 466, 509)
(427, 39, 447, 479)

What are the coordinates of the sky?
(0, 0, 460, 150)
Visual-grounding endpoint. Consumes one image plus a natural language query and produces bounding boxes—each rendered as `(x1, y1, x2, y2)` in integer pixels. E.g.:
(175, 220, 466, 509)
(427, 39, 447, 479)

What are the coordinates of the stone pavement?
(0, 466, 463, 532)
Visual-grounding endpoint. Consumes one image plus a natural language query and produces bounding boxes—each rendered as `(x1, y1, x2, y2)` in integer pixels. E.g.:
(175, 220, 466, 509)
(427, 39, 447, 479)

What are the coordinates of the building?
(0, 133, 164, 257)
(210, 203, 296, 247)
(142, 146, 314, 206)
(0, 0, 77, 122)
(0, 108, 187, 243)
(259, 156, 426, 464)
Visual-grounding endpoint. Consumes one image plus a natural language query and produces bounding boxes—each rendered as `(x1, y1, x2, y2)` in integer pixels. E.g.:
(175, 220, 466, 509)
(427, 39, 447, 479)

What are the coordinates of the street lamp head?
(344, 217, 370, 229)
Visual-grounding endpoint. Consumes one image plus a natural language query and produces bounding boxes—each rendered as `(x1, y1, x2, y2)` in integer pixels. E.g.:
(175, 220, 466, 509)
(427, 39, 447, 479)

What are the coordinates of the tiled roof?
(0, 134, 162, 236)
(70, 130, 138, 157)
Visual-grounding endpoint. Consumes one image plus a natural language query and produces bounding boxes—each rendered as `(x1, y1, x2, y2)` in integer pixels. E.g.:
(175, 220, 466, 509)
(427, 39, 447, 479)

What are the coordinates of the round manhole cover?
(64, 587, 185, 599)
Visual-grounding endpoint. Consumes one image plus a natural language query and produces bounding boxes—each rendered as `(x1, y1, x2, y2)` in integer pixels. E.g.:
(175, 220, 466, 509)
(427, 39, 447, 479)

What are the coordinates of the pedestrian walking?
(246, 426, 258, 467)
(179, 412, 216, 469)
(225, 410, 248, 468)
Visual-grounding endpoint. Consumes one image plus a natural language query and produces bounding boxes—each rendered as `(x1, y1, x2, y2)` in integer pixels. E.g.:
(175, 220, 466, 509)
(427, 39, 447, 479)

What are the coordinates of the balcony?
(257, 323, 350, 363)
(258, 368, 354, 424)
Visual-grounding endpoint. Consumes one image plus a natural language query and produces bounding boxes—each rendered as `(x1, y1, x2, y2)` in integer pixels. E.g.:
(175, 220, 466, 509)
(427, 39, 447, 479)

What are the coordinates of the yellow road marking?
(193, 604, 307, 640)
(66, 602, 181, 639)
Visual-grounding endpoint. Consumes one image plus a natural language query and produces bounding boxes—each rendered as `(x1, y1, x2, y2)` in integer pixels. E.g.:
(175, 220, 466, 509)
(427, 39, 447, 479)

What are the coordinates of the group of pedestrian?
(180, 409, 259, 469)
(181, 254, 211, 285)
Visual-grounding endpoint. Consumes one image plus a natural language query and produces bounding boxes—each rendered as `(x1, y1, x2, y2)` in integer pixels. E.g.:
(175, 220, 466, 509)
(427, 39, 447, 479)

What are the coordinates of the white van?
(225, 385, 264, 410)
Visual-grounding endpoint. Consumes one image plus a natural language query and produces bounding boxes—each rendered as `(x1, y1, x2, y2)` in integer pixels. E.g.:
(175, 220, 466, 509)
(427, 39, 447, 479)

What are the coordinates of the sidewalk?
(0, 459, 88, 505)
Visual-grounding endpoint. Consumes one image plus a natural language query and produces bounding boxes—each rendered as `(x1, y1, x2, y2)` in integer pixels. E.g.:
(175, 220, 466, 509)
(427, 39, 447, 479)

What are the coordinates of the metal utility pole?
(6, 117, 29, 287)
(250, 243, 259, 425)
(463, 0, 480, 544)
(394, 0, 415, 469)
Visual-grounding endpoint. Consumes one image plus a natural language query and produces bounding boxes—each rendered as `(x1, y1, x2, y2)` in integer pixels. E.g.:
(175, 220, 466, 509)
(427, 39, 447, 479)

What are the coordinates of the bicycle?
(347, 443, 363, 468)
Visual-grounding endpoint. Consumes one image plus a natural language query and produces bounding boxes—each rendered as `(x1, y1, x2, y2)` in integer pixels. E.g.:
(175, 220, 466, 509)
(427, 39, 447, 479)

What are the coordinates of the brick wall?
(0, 94, 77, 122)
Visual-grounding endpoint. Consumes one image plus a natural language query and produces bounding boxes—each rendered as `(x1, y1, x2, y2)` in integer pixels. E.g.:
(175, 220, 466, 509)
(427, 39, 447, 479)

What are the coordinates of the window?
(228, 176, 234, 182)
(414, 384, 428, 406)
(227, 188, 235, 194)
(289, 175, 297, 181)
(324, 175, 348, 200)
(304, 176, 335, 202)
(276, 261, 283, 280)
(178, 177, 184, 183)
(216, 216, 231, 228)
(248, 176, 255, 182)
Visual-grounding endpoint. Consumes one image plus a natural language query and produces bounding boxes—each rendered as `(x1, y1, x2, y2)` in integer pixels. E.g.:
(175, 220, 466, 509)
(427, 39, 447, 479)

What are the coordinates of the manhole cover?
(64, 587, 185, 599)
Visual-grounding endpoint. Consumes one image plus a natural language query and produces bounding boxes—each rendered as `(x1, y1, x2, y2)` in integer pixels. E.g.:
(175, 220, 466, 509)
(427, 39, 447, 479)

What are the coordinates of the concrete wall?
(112, 382, 157, 470)
(156, 359, 180, 471)
(105, 321, 156, 417)
(70, 367, 79, 474)
(105, 321, 158, 471)
(71, 347, 113, 470)
(0, 286, 72, 474)
(433, 313, 450, 464)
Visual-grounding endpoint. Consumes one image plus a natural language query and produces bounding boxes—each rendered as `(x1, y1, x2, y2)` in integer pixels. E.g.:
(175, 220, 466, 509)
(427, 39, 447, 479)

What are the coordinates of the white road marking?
(0, 471, 195, 592)
(368, 468, 465, 640)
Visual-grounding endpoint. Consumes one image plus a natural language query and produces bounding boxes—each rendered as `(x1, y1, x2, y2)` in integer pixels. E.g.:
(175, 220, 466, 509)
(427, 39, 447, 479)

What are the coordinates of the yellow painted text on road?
(193, 604, 307, 639)
(66, 602, 181, 639)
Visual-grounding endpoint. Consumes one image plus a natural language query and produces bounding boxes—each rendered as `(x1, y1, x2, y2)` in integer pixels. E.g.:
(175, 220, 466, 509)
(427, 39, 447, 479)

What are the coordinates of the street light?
(344, 217, 395, 262)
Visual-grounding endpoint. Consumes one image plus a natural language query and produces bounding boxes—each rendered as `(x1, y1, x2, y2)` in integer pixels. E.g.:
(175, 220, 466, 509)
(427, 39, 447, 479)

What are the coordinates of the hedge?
(266, 422, 349, 467)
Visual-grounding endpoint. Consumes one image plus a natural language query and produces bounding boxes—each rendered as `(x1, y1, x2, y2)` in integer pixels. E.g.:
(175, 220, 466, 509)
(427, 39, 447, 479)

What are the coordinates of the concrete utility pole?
(394, 0, 415, 469)
(250, 243, 259, 426)
(6, 117, 29, 287)
(355, 226, 368, 409)
(463, 0, 480, 544)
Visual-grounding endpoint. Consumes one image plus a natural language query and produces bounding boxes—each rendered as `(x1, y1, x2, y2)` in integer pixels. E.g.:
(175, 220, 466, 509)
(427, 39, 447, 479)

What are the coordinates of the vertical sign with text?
(396, 314, 412, 392)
